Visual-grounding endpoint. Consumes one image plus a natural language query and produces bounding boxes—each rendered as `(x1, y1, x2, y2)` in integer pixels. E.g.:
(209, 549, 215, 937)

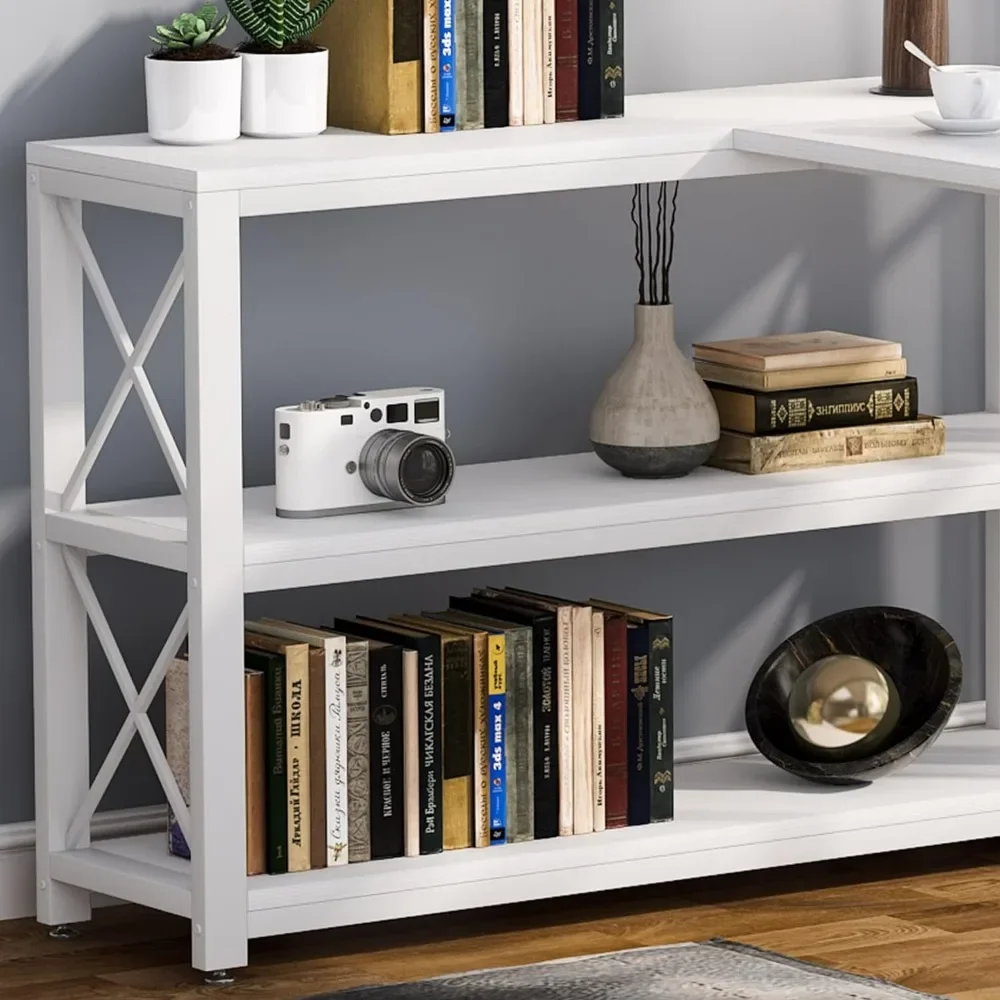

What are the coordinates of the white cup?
(930, 64, 1000, 120)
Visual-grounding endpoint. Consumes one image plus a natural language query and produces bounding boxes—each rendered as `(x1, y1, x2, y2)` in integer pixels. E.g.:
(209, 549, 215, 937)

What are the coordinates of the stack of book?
(314, 0, 623, 135)
(692, 331, 945, 475)
(165, 589, 672, 874)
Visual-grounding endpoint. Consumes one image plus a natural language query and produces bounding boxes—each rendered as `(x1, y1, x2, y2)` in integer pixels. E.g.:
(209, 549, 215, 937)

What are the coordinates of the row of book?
(691, 331, 945, 475)
(166, 589, 672, 875)
(317, 0, 623, 135)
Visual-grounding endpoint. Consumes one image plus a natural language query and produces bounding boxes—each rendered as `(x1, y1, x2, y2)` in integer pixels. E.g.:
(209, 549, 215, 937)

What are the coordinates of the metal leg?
(183, 192, 248, 972)
(986, 196, 1000, 730)
(26, 179, 92, 927)
(48, 925, 81, 941)
(204, 970, 236, 987)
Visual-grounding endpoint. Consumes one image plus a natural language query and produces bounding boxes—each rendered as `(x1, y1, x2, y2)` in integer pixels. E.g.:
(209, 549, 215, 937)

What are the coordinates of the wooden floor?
(5, 841, 1000, 999)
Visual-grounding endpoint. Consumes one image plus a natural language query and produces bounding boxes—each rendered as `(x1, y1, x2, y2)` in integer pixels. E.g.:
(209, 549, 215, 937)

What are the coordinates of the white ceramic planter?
(144, 53, 242, 146)
(241, 48, 329, 138)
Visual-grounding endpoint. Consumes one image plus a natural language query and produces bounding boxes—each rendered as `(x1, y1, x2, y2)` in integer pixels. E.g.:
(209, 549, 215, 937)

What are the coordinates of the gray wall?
(1, 1, 995, 823)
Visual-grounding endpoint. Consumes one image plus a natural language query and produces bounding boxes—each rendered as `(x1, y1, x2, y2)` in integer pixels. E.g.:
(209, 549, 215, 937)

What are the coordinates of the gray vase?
(590, 304, 720, 478)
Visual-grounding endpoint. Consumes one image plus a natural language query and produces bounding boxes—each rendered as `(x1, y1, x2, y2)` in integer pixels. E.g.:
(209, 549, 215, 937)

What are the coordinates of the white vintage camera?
(274, 388, 454, 518)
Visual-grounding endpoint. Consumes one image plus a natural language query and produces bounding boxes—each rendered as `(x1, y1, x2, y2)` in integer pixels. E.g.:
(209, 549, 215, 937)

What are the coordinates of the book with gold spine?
(424, 0, 441, 131)
(316, 0, 424, 135)
(709, 377, 919, 436)
(709, 416, 945, 475)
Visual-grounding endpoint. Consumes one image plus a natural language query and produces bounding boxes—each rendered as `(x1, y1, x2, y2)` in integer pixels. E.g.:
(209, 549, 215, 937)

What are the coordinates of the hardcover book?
(424, 0, 441, 131)
(578, 0, 599, 119)
(542, 0, 556, 122)
(399, 615, 495, 848)
(447, 596, 560, 838)
(470, 588, 572, 836)
(693, 331, 903, 372)
(554, 0, 578, 120)
(254, 621, 349, 867)
(258, 648, 288, 872)
(695, 357, 908, 393)
(507, 0, 524, 124)
(591, 611, 606, 833)
(316, 0, 424, 135)
(709, 415, 946, 475)
(440, 632, 475, 849)
(367, 640, 405, 860)
(483, 0, 509, 126)
(601, 612, 629, 829)
(338, 618, 444, 856)
(522, 0, 544, 124)
(401, 648, 420, 856)
(393, 615, 489, 847)
(457, 0, 485, 128)
(487, 633, 508, 844)
(244, 632, 311, 871)
(591, 601, 675, 826)
(599, 0, 623, 117)
(439, 0, 458, 129)
(344, 638, 372, 863)
(166, 656, 268, 876)
(709, 377, 919, 436)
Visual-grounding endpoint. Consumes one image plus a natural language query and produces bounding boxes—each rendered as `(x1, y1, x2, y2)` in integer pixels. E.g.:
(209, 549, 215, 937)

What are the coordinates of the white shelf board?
(50, 728, 1000, 939)
(45, 413, 1000, 591)
(24, 78, 931, 214)
(735, 115, 1000, 194)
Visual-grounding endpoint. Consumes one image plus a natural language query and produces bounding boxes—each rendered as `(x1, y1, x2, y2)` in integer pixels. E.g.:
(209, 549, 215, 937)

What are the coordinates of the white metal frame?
(24, 81, 1000, 974)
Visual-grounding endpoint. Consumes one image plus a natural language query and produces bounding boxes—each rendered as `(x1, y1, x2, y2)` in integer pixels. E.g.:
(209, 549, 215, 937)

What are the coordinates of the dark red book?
(555, 0, 579, 120)
(603, 612, 629, 828)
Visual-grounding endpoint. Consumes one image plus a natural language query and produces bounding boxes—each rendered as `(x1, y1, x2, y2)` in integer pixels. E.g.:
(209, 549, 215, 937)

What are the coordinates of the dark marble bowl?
(745, 607, 962, 786)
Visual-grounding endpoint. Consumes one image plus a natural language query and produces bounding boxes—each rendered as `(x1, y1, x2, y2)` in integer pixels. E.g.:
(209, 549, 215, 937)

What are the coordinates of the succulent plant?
(225, 0, 337, 49)
(151, 4, 230, 50)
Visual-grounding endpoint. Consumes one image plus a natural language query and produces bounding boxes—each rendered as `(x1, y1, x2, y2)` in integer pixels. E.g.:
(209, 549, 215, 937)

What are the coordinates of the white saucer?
(914, 110, 1000, 134)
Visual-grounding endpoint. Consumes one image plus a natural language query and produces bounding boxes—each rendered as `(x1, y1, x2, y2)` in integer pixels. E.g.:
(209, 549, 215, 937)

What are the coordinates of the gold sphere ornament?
(788, 654, 901, 754)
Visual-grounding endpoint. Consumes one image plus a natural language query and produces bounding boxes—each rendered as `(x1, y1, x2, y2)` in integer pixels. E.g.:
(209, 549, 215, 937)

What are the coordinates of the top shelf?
(25, 77, 940, 214)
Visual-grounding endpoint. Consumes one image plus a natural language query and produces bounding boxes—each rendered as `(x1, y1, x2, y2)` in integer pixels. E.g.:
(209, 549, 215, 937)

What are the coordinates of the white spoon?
(904, 39, 940, 72)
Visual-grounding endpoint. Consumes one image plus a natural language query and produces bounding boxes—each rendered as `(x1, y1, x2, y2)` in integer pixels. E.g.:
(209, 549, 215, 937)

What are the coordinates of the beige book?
(695, 357, 907, 392)
(570, 606, 594, 835)
(508, 0, 524, 124)
(316, 0, 423, 135)
(542, 0, 556, 122)
(693, 331, 902, 372)
(591, 612, 606, 834)
(244, 631, 311, 872)
(401, 648, 420, 858)
(708, 416, 945, 476)
(522, 0, 544, 124)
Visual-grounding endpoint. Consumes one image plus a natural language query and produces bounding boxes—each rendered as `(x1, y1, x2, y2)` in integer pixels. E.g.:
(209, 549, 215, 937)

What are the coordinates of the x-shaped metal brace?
(63, 547, 191, 851)
(56, 198, 187, 511)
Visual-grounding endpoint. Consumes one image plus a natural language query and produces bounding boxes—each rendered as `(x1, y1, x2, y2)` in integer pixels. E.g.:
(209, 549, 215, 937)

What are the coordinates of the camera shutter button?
(371, 408, 383, 422)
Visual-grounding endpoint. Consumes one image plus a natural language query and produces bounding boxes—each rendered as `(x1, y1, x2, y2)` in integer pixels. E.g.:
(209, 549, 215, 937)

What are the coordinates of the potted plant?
(145, 5, 242, 145)
(226, 0, 337, 138)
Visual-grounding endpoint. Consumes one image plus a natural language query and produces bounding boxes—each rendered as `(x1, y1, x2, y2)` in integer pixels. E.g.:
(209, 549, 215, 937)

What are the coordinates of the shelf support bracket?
(55, 199, 187, 509)
(62, 547, 191, 850)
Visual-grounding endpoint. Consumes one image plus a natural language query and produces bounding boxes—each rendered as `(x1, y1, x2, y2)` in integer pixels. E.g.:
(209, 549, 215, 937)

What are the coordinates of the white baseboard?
(0, 804, 165, 922)
(0, 700, 987, 923)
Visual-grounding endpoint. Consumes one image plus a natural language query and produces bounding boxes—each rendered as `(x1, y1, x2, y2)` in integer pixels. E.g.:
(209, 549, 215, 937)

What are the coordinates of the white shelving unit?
(26, 76, 1000, 974)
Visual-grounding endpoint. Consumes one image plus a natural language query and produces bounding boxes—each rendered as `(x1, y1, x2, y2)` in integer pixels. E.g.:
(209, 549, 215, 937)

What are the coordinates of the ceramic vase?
(144, 54, 242, 146)
(241, 48, 329, 138)
(590, 304, 720, 478)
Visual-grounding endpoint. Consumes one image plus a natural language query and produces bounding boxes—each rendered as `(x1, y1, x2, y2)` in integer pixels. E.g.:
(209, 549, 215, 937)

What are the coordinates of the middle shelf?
(45, 412, 1000, 591)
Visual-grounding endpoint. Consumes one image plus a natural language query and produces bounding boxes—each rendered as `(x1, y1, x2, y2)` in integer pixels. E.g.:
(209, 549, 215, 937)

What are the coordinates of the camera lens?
(358, 430, 455, 506)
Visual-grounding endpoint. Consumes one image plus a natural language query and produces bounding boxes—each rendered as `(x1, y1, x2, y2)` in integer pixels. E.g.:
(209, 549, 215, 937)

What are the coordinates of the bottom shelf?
(51, 727, 1000, 939)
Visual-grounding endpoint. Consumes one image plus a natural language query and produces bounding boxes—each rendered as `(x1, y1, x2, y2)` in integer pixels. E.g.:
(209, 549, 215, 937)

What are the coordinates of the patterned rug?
(305, 940, 939, 999)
